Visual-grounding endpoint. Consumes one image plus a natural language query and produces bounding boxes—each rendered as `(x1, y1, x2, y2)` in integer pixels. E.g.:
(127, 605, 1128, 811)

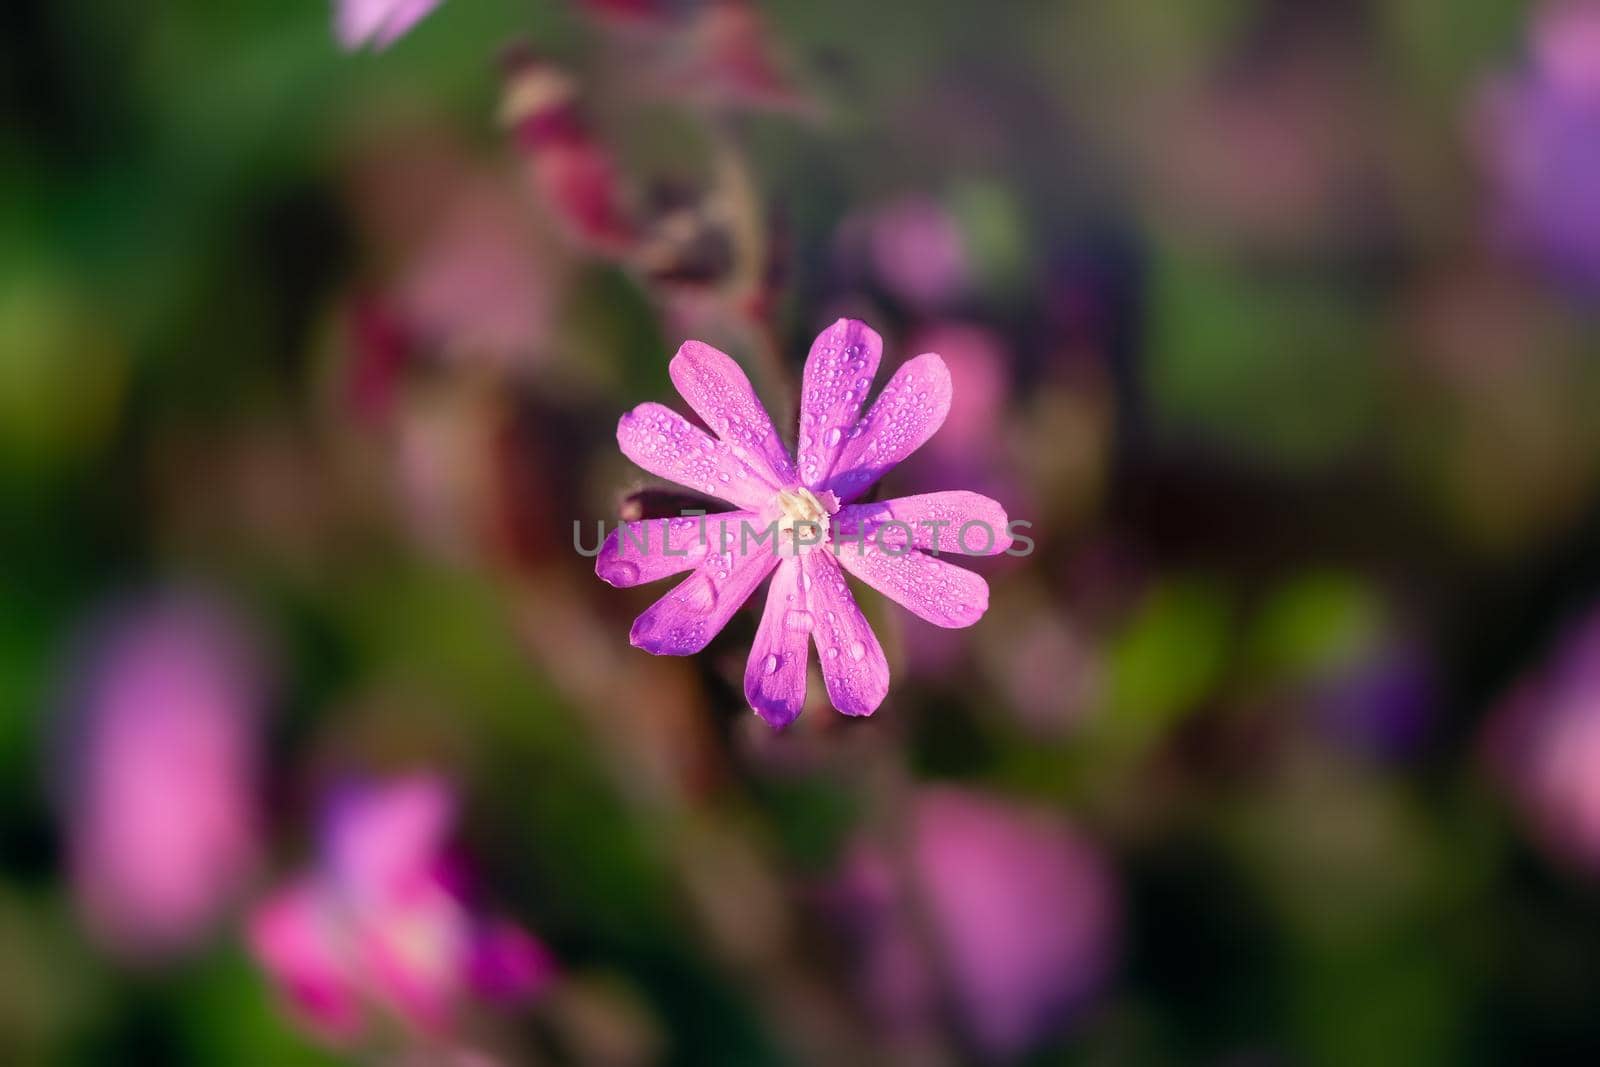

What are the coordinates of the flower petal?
(744, 559, 811, 727)
(670, 341, 797, 487)
(630, 537, 779, 655)
(834, 542, 989, 629)
(596, 512, 757, 587)
(325, 776, 454, 907)
(823, 353, 953, 503)
(837, 492, 1012, 555)
(797, 319, 883, 489)
(248, 880, 364, 1042)
(617, 402, 777, 510)
(802, 552, 890, 716)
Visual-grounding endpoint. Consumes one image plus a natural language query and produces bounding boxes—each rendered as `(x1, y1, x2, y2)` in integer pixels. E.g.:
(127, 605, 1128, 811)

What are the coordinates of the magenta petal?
(617, 403, 778, 511)
(326, 776, 454, 907)
(823, 353, 953, 503)
(596, 513, 757, 587)
(744, 559, 812, 727)
(630, 539, 779, 655)
(802, 552, 890, 716)
(469, 918, 558, 1003)
(670, 341, 797, 487)
(837, 492, 1012, 556)
(248, 880, 363, 1042)
(338, 0, 443, 49)
(835, 543, 989, 629)
(796, 319, 883, 488)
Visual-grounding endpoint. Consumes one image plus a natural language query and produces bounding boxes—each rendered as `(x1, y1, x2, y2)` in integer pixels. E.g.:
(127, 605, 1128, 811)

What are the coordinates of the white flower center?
(774, 487, 833, 554)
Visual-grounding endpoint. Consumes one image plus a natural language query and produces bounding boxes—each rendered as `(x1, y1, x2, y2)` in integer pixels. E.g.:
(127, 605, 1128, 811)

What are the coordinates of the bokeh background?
(7, 0, 1600, 1063)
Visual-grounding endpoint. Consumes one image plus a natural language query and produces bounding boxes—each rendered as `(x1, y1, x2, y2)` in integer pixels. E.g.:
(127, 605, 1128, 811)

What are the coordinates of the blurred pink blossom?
(1533, 0, 1600, 99)
(61, 594, 266, 959)
(336, 0, 444, 50)
(248, 776, 556, 1045)
(835, 196, 970, 311)
(1484, 611, 1600, 872)
(828, 787, 1119, 1059)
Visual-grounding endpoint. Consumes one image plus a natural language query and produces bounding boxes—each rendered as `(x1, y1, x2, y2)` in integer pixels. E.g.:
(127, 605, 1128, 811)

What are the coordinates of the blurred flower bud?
(57, 593, 267, 960)
(501, 49, 637, 255)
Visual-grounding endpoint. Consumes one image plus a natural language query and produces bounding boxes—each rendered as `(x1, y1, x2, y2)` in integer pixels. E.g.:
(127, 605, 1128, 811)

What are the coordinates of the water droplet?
(609, 560, 640, 584)
(849, 641, 866, 661)
(785, 610, 814, 633)
(763, 653, 780, 675)
(825, 427, 842, 446)
(825, 647, 839, 659)
(718, 472, 731, 483)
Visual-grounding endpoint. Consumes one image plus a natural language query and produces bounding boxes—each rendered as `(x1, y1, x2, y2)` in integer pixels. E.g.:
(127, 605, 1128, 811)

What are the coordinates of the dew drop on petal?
(763, 653, 780, 675)
(825, 427, 842, 446)
(825, 646, 839, 659)
(785, 610, 814, 633)
(849, 641, 866, 661)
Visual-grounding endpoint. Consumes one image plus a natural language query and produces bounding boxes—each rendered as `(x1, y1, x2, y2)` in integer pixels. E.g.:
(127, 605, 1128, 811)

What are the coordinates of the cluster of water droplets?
(676, 351, 795, 483)
(798, 325, 877, 488)
(841, 541, 985, 629)
(804, 557, 878, 709)
(825, 358, 949, 501)
(622, 405, 768, 505)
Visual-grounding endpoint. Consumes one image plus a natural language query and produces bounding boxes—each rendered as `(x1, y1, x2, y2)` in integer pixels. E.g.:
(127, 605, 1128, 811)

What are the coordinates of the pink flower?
(335, 0, 444, 50)
(248, 776, 555, 1045)
(828, 787, 1119, 1059)
(1483, 611, 1600, 873)
(596, 319, 1012, 726)
(60, 594, 266, 960)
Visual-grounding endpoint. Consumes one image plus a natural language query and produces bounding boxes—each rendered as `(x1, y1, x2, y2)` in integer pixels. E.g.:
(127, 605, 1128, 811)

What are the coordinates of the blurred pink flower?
(866, 197, 970, 311)
(336, 0, 444, 50)
(248, 776, 555, 1045)
(1476, 0, 1600, 293)
(832, 196, 971, 313)
(1484, 612, 1600, 872)
(61, 594, 266, 959)
(501, 53, 637, 255)
(898, 323, 1016, 499)
(595, 318, 1013, 726)
(828, 787, 1119, 1059)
